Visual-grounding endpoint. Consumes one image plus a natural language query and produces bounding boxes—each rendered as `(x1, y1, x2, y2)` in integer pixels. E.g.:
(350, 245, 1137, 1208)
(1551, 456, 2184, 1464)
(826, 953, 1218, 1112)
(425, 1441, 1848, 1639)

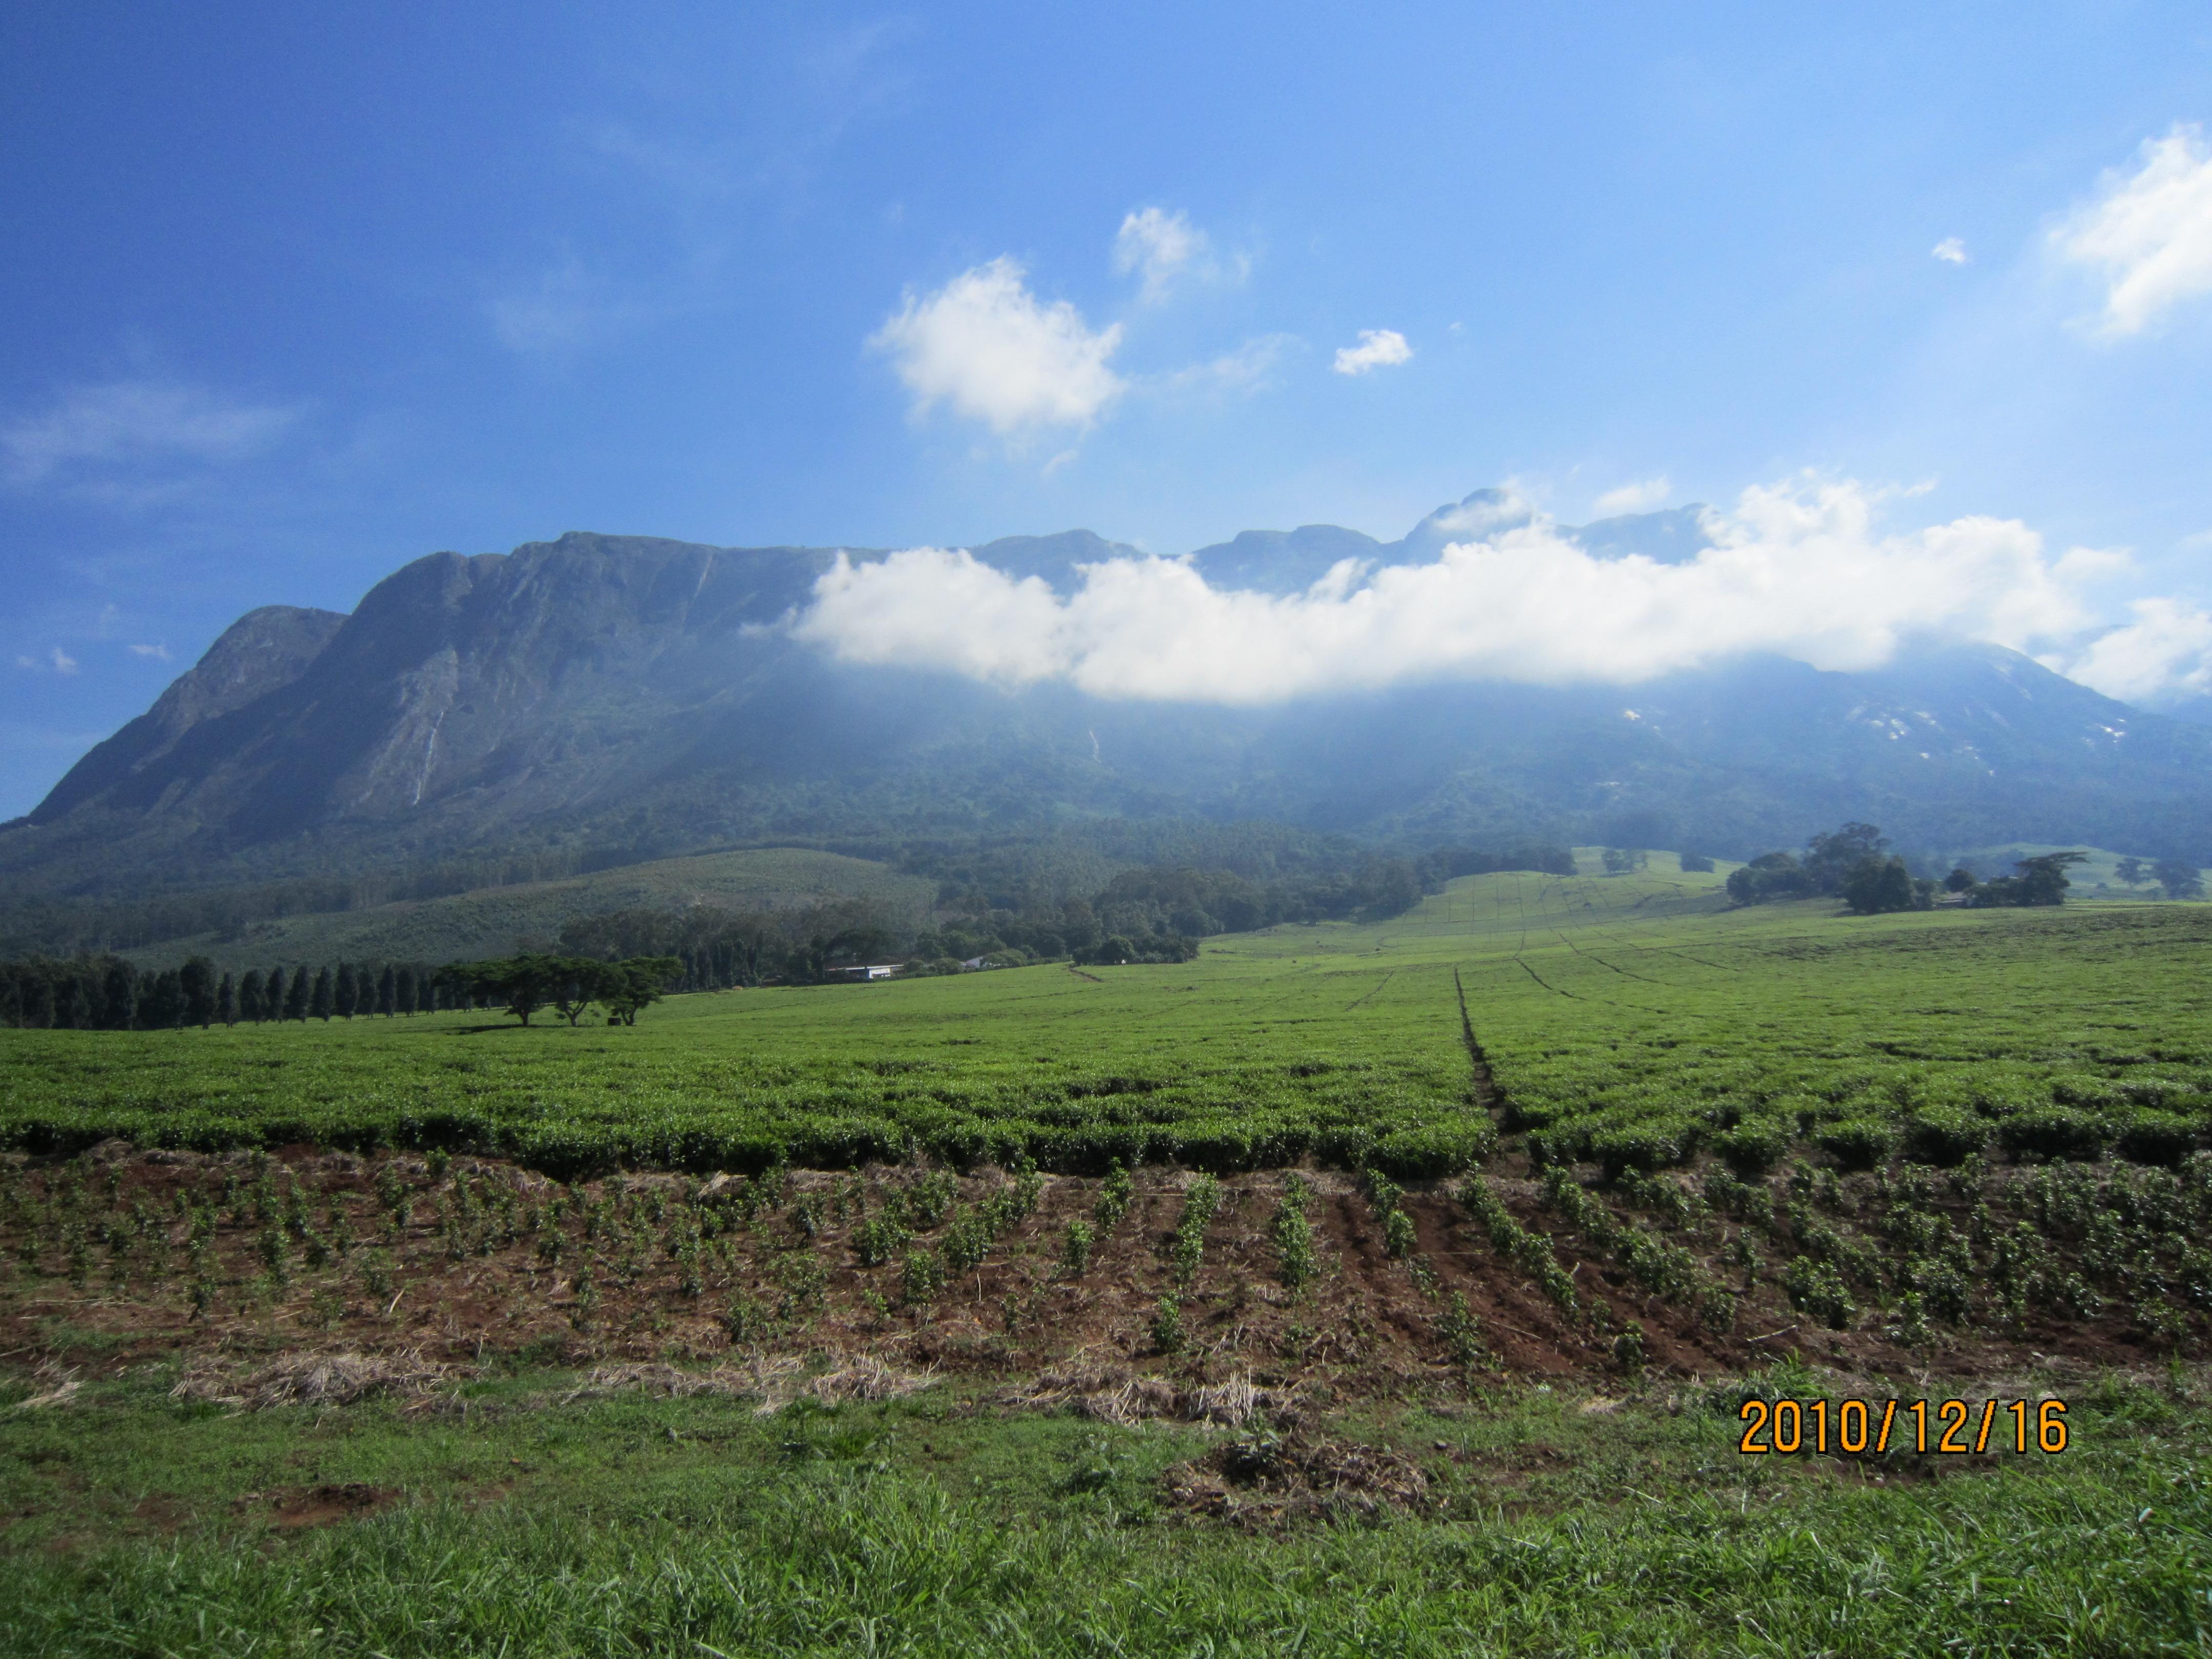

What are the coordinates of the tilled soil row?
(0, 1142, 2180, 1393)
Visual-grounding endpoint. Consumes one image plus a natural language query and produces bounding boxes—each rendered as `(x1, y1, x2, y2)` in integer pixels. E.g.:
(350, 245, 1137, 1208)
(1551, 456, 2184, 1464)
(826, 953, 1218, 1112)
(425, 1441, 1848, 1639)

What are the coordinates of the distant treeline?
(1, 837, 1578, 1021)
(561, 841, 1576, 987)
(1724, 823, 2124, 914)
(0, 955, 457, 1030)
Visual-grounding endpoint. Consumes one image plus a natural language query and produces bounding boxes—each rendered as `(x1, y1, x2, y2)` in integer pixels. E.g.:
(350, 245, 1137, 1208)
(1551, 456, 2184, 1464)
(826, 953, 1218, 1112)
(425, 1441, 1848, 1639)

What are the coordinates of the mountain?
(6, 491, 2209, 945)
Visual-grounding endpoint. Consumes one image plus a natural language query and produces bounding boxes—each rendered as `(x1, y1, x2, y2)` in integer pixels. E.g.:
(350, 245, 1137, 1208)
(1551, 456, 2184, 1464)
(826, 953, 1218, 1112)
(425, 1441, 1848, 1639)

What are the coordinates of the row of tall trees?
(0, 954, 456, 1030)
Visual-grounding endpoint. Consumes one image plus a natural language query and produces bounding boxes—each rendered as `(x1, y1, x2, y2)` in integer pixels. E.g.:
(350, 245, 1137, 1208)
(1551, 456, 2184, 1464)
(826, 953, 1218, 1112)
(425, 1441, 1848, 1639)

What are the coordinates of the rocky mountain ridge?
(7, 493, 2208, 926)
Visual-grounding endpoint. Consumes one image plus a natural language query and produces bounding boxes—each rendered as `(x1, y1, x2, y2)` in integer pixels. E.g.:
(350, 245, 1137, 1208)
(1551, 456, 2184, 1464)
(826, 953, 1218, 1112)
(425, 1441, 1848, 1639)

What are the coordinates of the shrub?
(1713, 1120, 1790, 1178)
(1814, 1119, 1895, 1173)
(1437, 1289, 1485, 1369)
(2113, 1111, 2200, 1167)
(1591, 1118, 1699, 1181)
(1270, 1176, 1316, 1292)
(1996, 1108, 2110, 1164)
(1150, 1293, 1184, 1355)
(1900, 1110, 1986, 1168)
(1060, 1219, 1093, 1277)
(1092, 1164, 1134, 1232)
(899, 1246, 946, 1307)
(1782, 1257, 1856, 1329)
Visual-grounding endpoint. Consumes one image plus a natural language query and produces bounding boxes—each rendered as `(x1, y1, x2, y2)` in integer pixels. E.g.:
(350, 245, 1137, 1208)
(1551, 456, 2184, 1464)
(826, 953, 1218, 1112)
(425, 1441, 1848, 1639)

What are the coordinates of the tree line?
(1724, 822, 2203, 914)
(0, 955, 450, 1030)
(0, 950, 686, 1032)
(0, 838, 1580, 1026)
(555, 842, 1577, 986)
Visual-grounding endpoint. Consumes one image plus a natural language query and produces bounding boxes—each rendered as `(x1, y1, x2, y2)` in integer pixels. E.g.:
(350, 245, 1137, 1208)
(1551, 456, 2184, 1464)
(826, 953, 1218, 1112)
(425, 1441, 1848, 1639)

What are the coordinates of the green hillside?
(122, 847, 934, 973)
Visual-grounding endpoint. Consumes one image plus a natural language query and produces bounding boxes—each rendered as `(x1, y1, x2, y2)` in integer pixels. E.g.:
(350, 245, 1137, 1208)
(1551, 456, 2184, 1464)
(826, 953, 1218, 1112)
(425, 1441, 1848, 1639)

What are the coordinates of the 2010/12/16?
(1738, 1398, 2069, 1455)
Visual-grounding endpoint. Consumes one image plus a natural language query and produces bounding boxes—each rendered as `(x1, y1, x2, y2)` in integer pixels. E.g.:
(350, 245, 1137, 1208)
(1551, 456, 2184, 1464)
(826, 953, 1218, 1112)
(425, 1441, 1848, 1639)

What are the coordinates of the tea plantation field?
(6, 860, 2210, 1182)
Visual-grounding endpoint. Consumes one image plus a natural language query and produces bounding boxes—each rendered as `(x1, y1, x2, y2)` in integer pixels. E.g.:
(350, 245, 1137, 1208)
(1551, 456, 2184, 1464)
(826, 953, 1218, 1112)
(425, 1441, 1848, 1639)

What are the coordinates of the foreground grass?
(4, 1364, 2209, 1656)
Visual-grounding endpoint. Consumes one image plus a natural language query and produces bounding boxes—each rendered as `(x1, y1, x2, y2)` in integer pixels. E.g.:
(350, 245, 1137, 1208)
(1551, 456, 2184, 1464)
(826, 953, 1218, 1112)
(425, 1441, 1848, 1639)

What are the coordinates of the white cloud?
(2052, 545, 2134, 583)
(129, 643, 172, 662)
(1111, 206, 1246, 302)
(1, 380, 297, 488)
(790, 474, 2107, 705)
(2041, 597, 2212, 706)
(871, 258, 1125, 435)
(1592, 476, 1672, 516)
(1931, 237, 1969, 265)
(2054, 124, 2212, 334)
(1114, 207, 1203, 301)
(1332, 329, 1412, 376)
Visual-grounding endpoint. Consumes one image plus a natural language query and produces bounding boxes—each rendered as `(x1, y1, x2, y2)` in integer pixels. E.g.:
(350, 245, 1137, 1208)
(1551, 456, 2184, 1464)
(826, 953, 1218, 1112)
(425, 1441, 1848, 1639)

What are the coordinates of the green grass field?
(7, 865, 2212, 1654)
(5, 1358, 2208, 1657)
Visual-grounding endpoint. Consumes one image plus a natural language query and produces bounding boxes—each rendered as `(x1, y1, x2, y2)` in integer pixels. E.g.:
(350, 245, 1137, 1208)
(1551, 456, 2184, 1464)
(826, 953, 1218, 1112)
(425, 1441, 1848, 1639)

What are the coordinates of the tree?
(598, 956, 683, 1026)
(334, 964, 359, 1018)
(1803, 823, 1888, 895)
(1842, 855, 1918, 914)
(396, 964, 419, 1014)
(283, 968, 310, 1023)
(2154, 858, 2205, 901)
(1678, 852, 1716, 874)
(549, 961, 599, 1027)
(1726, 852, 1814, 905)
(2116, 856, 2146, 890)
(239, 969, 266, 1023)
(1601, 847, 1648, 876)
(102, 960, 137, 1029)
(1944, 867, 1975, 894)
(144, 969, 186, 1029)
(217, 973, 239, 1027)
(262, 967, 285, 1023)
(309, 967, 335, 1021)
(1967, 851, 2088, 908)
(436, 955, 576, 1026)
(376, 964, 397, 1017)
(181, 957, 218, 1028)
(2014, 852, 2087, 907)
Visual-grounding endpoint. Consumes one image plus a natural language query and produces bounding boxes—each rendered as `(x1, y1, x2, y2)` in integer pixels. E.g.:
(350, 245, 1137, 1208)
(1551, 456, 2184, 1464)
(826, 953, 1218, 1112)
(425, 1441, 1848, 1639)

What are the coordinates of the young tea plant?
(1271, 1175, 1318, 1292)
(1093, 1163, 1135, 1229)
(1364, 1169, 1418, 1259)
(1169, 1174, 1222, 1290)
(1061, 1218, 1094, 1277)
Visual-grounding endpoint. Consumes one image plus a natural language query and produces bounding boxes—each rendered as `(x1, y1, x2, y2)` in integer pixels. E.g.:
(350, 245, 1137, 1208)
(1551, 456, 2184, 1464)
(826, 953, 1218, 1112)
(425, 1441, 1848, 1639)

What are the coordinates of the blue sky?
(6, 2, 2212, 816)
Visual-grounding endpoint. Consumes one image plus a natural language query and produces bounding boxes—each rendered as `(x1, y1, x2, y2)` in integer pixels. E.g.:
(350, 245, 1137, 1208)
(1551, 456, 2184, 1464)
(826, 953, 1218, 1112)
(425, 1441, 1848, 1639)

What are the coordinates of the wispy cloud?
(1592, 477, 1672, 516)
(2054, 124, 2212, 335)
(1111, 207, 1245, 302)
(1931, 237, 1968, 265)
(15, 647, 79, 675)
(790, 475, 2115, 705)
(487, 255, 664, 357)
(870, 258, 1125, 436)
(1114, 207, 1203, 301)
(128, 642, 171, 662)
(1332, 329, 1412, 376)
(0, 380, 299, 490)
(1161, 334, 1295, 396)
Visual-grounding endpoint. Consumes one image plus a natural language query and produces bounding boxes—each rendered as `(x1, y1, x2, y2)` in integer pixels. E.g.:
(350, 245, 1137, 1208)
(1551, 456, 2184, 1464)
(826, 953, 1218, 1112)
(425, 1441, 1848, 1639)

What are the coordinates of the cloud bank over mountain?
(789, 476, 2155, 705)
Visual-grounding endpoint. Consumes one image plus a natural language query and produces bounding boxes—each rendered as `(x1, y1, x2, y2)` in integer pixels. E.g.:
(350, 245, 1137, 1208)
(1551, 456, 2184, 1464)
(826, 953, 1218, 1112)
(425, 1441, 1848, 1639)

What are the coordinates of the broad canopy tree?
(436, 954, 682, 1027)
